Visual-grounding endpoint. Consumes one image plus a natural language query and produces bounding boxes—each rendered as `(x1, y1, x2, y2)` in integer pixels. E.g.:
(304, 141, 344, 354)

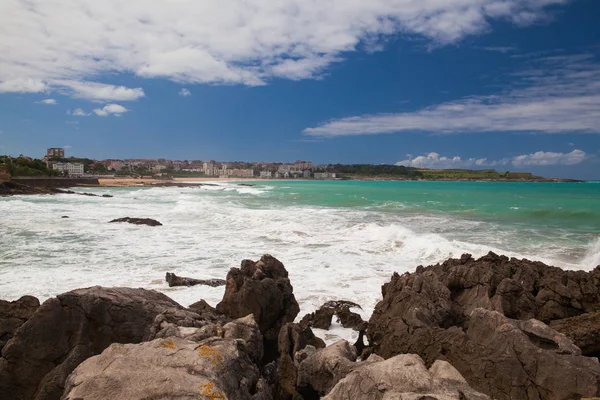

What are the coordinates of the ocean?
(1, 180, 599, 343)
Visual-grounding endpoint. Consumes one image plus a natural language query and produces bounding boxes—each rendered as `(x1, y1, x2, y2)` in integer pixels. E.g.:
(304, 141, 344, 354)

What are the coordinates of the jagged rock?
(324, 354, 490, 400)
(216, 255, 300, 360)
(188, 299, 219, 315)
(165, 272, 226, 287)
(0, 287, 182, 400)
(223, 315, 264, 364)
(109, 217, 162, 226)
(277, 322, 326, 399)
(302, 300, 366, 331)
(62, 335, 272, 400)
(296, 340, 358, 396)
(0, 295, 39, 350)
(550, 311, 600, 357)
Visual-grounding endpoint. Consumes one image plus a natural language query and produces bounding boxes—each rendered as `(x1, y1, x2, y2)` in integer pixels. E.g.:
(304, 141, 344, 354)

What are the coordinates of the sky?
(0, 0, 599, 179)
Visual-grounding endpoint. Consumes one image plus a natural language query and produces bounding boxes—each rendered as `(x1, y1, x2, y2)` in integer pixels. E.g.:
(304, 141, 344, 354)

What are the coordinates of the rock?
(550, 311, 600, 357)
(324, 354, 490, 400)
(0, 287, 182, 400)
(165, 272, 226, 287)
(61, 216, 69, 218)
(0, 295, 40, 350)
(216, 255, 300, 360)
(62, 335, 271, 400)
(296, 340, 358, 396)
(188, 299, 219, 314)
(302, 300, 366, 331)
(101, 194, 113, 198)
(277, 322, 326, 399)
(109, 217, 162, 226)
(368, 252, 600, 400)
(223, 315, 264, 364)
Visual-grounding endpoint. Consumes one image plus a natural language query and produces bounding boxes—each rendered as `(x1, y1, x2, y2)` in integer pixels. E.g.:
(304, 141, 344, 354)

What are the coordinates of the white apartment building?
(53, 162, 84, 176)
(260, 171, 272, 178)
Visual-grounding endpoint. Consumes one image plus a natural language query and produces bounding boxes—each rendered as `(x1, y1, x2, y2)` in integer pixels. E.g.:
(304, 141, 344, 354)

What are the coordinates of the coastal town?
(40, 147, 337, 179)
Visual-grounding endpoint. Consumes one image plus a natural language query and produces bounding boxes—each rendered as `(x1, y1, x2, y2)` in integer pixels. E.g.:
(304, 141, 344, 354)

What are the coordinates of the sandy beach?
(98, 177, 257, 187)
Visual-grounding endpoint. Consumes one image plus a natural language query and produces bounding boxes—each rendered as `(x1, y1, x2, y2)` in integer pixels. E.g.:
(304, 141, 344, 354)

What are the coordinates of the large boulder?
(62, 335, 272, 400)
(216, 255, 300, 359)
(0, 295, 39, 350)
(368, 253, 600, 400)
(0, 287, 183, 400)
(324, 354, 489, 400)
(165, 272, 226, 287)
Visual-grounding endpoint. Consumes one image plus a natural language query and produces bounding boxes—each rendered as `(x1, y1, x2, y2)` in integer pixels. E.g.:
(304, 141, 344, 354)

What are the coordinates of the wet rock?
(62, 335, 271, 400)
(550, 311, 600, 357)
(109, 217, 162, 226)
(335, 305, 367, 331)
(61, 216, 69, 218)
(324, 354, 490, 400)
(216, 255, 300, 360)
(0, 287, 182, 400)
(165, 272, 226, 287)
(312, 307, 334, 330)
(302, 300, 366, 331)
(0, 295, 40, 350)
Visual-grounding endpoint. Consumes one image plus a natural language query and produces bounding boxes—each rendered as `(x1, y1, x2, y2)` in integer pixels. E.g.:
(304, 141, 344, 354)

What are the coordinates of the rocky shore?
(1, 253, 599, 399)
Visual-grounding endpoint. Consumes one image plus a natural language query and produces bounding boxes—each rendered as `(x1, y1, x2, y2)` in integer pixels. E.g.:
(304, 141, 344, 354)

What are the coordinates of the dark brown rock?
(312, 307, 334, 330)
(216, 255, 300, 361)
(109, 217, 162, 226)
(165, 272, 226, 287)
(0, 295, 40, 350)
(368, 252, 600, 400)
(0, 287, 182, 400)
(302, 300, 366, 331)
(550, 311, 600, 357)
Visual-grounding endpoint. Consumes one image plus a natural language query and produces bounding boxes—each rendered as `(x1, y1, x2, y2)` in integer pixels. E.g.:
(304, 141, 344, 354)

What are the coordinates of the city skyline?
(1, 0, 599, 179)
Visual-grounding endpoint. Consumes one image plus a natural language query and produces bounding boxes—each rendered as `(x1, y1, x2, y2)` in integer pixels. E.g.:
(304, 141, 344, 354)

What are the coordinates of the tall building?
(53, 162, 84, 176)
(47, 148, 65, 159)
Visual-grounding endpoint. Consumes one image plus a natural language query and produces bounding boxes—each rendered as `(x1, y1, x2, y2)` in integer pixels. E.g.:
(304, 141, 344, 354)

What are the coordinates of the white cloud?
(179, 88, 191, 97)
(63, 145, 72, 149)
(304, 54, 600, 137)
(0, 0, 568, 94)
(396, 149, 588, 168)
(56, 81, 144, 101)
(479, 46, 517, 53)
(70, 108, 89, 117)
(93, 104, 128, 117)
(40, 98, 57, 105)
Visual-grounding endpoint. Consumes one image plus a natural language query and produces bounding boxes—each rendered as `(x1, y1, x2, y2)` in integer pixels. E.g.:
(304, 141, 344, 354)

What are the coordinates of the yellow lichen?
(199, 382, 225, 400)
(161, 340, 176, 349)
(198, 345, 224, 366)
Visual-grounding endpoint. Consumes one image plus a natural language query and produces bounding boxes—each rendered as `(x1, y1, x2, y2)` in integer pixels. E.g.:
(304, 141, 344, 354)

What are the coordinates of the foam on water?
(1, 182, 597, 344)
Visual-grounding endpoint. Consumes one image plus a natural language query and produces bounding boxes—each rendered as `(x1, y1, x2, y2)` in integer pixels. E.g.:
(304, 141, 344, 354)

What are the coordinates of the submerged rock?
(109, 217, 162, 226)
(0, 287, 182, 400)
(165, 272, 226, 287)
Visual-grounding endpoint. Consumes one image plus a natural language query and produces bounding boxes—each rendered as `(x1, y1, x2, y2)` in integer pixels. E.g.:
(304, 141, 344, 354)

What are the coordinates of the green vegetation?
(323, 164, 423, 178)
(0, 155, 59, 177)
(418, 169, 540, 180)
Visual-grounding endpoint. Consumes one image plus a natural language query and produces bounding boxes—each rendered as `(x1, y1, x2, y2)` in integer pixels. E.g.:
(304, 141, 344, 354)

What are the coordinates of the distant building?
(260, 171, 272, 178)
(314, 172, 336, 179)
(303, 170, 311, 178)
(294, 161, 313, 170)
(53, 162, 84, 176)
(47, 148, 65, 159)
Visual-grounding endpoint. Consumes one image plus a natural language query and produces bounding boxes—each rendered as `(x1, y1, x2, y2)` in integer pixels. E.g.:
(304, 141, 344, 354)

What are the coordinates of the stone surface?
(550, 311, 600, 357)
(0, 295, 40, 350)
(302, 300, 366, 331)
(368, 252, 600, 400)
(109, 217, 162, 226)
(165, 272, 226, 287)
(0, 286, 182, 400)
(62, 335, 272, 400)
(216, 255, 300, 359)
(296, 340, 358, 396)
(324, 354, 490, 400)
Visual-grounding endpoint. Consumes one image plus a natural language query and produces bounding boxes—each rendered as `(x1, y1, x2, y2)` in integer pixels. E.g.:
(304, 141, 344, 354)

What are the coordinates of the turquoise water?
(0, 180, 599, 329)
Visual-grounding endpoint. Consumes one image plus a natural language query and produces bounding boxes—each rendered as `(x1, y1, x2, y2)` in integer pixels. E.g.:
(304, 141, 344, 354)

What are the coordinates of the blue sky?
(1, 0, 599, 179)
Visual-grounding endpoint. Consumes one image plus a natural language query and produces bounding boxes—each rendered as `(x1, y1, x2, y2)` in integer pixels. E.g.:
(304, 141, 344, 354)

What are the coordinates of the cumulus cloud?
(0, 0, 568, 95)
(304, 53, 600, 136)
(92, 104, 128, 117)
(40, 98, 57, 105)
(179, 88, 191, 97)
(396, 150, 588, 168)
